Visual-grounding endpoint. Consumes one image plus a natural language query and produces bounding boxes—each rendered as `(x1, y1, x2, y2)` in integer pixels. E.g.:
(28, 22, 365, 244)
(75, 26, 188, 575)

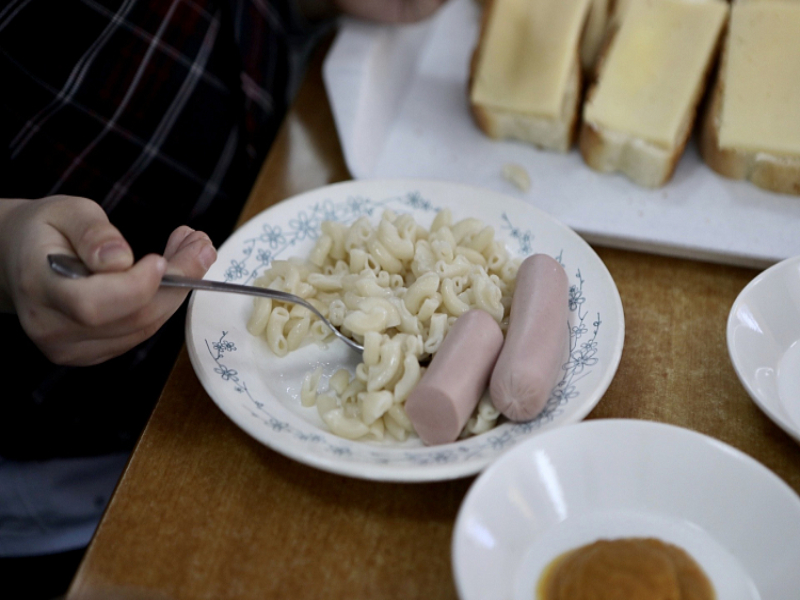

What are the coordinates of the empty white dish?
(452, 419, 800, 600)
(727, 255, 800, 444)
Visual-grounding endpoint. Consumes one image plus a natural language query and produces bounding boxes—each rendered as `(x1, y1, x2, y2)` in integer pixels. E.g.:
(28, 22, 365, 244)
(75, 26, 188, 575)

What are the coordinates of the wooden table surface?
(67, 32, 800, 600)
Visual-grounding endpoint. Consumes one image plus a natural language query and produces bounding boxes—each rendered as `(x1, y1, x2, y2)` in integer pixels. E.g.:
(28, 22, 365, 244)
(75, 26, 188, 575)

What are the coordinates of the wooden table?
(67, 33, 800, 600)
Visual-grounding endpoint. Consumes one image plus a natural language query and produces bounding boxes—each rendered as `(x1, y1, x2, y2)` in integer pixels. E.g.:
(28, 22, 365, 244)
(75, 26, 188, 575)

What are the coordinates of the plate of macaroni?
(185, 179, 625, 481)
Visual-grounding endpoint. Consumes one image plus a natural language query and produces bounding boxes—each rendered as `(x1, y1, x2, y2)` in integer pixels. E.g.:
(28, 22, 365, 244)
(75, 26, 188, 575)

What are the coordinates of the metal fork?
(47, 253, 364, 353)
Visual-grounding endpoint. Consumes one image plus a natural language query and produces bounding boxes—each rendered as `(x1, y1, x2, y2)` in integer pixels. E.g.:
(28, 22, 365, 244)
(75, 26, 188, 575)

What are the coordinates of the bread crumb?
(502, 163, 531, 192)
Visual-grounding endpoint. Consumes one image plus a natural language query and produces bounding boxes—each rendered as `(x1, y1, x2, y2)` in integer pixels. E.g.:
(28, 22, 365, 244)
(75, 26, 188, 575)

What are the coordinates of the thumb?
(47, 196, 134, 273)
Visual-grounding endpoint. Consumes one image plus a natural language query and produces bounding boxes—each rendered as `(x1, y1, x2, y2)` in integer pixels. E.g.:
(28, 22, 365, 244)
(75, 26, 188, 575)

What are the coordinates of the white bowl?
(727, 255, 800, 444)
(452, 419, 800, 600)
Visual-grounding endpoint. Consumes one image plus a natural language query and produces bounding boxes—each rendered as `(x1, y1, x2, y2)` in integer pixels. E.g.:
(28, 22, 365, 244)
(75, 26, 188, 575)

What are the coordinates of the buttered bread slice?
(699, 0, 800, 195)
(469, 0, 591, 153)
(580, 0, 729, 187)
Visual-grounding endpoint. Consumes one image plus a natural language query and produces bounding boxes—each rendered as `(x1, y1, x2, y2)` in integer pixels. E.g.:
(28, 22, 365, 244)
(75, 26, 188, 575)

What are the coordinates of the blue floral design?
(288, 211, 319, 242)
(406, 191, 435, 212)
(500, 213, 534, 255)
(260, 224, 286, 249)
(224, 259, 249, 283)
(206, 332, 252, 398)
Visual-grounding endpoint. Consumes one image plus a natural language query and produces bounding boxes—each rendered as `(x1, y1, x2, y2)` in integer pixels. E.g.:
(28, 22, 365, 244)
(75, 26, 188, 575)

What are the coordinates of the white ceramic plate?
(727, 256, 800, 444)
(185, 179, 624, 481)
(323, 0, 800, 268)
(452, 419, 800, 600)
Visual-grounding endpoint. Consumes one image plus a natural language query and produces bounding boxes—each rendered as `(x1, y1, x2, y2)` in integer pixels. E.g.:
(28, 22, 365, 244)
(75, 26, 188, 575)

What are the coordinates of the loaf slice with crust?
(469, 0, 591, 153)
(579, 0, 729, 187)
(699, 0, 800, 196)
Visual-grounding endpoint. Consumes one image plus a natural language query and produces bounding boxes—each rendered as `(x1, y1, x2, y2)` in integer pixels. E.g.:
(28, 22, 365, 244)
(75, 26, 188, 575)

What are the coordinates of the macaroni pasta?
(247, 209, 520, 442)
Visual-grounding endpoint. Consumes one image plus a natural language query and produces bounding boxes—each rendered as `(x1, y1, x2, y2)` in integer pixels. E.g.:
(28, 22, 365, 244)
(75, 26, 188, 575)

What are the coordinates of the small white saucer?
(451, 419, 800, 600)
(728, 255, 800, 444)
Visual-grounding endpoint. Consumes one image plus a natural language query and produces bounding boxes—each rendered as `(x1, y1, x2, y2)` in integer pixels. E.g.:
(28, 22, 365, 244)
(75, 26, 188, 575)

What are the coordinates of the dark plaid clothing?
(2, 0, 315, 250)
(0, 0, 322, 459)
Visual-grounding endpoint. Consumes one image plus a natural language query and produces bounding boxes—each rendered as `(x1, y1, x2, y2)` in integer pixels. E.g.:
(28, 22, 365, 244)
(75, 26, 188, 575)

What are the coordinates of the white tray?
(322, 0, 800, 269)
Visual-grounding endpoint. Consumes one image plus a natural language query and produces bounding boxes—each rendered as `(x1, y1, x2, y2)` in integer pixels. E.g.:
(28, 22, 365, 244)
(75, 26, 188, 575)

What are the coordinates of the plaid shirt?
(1, 0, 317, 252)
(0, 0, 323, 459)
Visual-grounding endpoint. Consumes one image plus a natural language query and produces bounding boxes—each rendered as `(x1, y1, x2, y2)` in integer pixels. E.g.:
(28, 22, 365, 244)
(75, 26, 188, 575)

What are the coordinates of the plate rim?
(186, 178, 626, 482)
(726, 255, 800, 443)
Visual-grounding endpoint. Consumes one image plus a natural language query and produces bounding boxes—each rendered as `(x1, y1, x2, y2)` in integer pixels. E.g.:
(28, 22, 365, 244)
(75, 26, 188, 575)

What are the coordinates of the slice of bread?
(699, 0, 800, 196)
(469, 0, 592, 153)
(579, 0, 728, 187)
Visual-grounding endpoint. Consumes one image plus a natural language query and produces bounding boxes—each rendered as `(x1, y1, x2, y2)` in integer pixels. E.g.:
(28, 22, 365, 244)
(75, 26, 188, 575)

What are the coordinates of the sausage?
(490, 253, 569, 421)
(405, 309, 504, 445)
